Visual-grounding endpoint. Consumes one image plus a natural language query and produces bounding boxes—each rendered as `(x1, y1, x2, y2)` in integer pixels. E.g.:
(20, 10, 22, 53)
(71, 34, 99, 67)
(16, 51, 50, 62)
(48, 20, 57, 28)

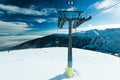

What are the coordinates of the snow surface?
(0, 47, 120, 80)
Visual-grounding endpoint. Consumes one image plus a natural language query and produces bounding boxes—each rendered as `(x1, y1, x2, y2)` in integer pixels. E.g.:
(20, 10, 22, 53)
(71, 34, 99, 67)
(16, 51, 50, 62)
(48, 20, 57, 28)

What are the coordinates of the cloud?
(92, 0, 115, 9)
(41, 8, 57, 14)
(0, 20, 30, 34)
(77, 24, 120, 31)
(0, 4, 57, 16)
(36, 18, 58, 23)
(0, 35, 41, 49)
(67, 7, 76, 11)
(34, 23, 120, 36)
(37, 24, 120, 35)
(42, 24, 120, 34)
(60, 7, 77, 11)
(37, 18, 46, 23)
(91, 0, 120, 13)
(89, 0, 120, 20)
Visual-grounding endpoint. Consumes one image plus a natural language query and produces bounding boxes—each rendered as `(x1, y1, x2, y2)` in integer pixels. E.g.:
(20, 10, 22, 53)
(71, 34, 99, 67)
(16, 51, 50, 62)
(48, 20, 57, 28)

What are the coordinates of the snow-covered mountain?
(0, 47, 120, 80)
(12, 28, 120, 54)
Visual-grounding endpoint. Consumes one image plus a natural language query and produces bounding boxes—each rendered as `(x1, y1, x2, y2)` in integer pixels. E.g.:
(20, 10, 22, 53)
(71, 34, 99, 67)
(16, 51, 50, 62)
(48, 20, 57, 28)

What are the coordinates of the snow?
(0, 47, 120, 80)
(93, 29, 100, 36)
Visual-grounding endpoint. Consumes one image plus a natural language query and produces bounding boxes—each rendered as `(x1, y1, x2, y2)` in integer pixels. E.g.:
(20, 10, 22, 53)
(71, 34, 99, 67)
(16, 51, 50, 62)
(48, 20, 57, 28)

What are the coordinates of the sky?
(0, 0, 120, 49)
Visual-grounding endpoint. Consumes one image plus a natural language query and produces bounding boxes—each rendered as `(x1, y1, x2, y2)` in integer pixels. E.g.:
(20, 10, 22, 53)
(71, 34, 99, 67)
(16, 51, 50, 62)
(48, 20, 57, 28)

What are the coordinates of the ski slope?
(0, 47, 120, 80)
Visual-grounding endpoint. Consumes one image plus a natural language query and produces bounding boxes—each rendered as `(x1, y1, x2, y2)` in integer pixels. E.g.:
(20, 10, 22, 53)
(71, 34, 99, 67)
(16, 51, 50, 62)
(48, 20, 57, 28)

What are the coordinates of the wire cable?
(91, 1, 120, 16)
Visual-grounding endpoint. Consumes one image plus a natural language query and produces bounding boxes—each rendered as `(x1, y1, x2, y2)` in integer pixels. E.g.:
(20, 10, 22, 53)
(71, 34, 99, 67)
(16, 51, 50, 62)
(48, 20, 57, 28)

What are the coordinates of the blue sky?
(0, 0, 120, 48)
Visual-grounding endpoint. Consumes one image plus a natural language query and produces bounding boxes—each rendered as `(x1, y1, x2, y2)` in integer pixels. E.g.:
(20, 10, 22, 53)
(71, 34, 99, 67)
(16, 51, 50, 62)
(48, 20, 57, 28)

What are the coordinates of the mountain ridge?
(11, 28, 120, 54)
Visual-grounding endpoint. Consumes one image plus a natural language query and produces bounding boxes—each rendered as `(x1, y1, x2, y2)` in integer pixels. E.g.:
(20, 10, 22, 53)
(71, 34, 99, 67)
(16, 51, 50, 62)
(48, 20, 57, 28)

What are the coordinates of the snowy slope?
(0, 47, 120, 80)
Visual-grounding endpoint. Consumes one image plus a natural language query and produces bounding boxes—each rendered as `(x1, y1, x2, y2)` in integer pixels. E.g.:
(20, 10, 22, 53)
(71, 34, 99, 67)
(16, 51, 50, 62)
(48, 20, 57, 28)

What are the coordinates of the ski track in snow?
(0, 47, 120, 80)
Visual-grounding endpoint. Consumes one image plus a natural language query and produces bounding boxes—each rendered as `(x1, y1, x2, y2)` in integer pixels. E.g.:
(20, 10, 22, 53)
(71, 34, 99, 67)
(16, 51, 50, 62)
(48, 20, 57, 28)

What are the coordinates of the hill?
(0, 47, 120, 80)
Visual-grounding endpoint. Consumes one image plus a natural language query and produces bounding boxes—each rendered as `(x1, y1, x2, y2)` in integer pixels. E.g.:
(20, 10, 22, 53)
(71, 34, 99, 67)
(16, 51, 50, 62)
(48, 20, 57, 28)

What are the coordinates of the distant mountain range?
(11, 28, 120, 54)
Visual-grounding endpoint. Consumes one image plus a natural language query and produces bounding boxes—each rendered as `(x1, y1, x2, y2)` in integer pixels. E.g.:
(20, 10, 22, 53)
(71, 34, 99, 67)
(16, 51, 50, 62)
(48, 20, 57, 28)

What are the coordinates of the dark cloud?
(0, 0, 69, 10)
(0, 0, 35, 7)
(0, 0, 58, 9)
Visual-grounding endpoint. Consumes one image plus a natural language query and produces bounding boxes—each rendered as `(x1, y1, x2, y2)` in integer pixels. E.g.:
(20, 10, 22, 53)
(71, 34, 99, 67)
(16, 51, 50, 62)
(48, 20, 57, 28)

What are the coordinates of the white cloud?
(38, 24, 120, 35)
(0, 35, 41, 48)
(37, 18, 46, 23)
(35, 23, 120, 35)
(41, 8, 57, 15)
(77, 24, 120, 31)
(0, 4, 57, 16)
(0, 21, 30, 34)
(36, 18, 58, 23)
(89, 0, 120, 19)
(54, 24, 120, 33)
(91, 0, 120, 13)
(93, 0, 115, 9)
(67, 7, 76, 11)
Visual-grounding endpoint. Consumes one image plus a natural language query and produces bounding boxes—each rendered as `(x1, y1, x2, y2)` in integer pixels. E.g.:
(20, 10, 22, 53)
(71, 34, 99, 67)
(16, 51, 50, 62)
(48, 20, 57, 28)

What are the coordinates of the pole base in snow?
(65, 66, 74, 77)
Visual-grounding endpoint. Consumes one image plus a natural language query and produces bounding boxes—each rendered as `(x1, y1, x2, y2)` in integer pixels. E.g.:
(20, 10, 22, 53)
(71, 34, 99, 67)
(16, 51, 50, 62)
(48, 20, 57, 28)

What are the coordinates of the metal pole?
(68, 20, 72, 67)
(65, 19, 74, 77)
(58, 11, 91, 77)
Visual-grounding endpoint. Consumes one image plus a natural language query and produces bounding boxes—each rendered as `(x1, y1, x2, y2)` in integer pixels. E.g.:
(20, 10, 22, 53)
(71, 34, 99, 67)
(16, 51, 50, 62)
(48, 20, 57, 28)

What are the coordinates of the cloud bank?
(0, 4, 57, 16)
(0, 20, 30, 34)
